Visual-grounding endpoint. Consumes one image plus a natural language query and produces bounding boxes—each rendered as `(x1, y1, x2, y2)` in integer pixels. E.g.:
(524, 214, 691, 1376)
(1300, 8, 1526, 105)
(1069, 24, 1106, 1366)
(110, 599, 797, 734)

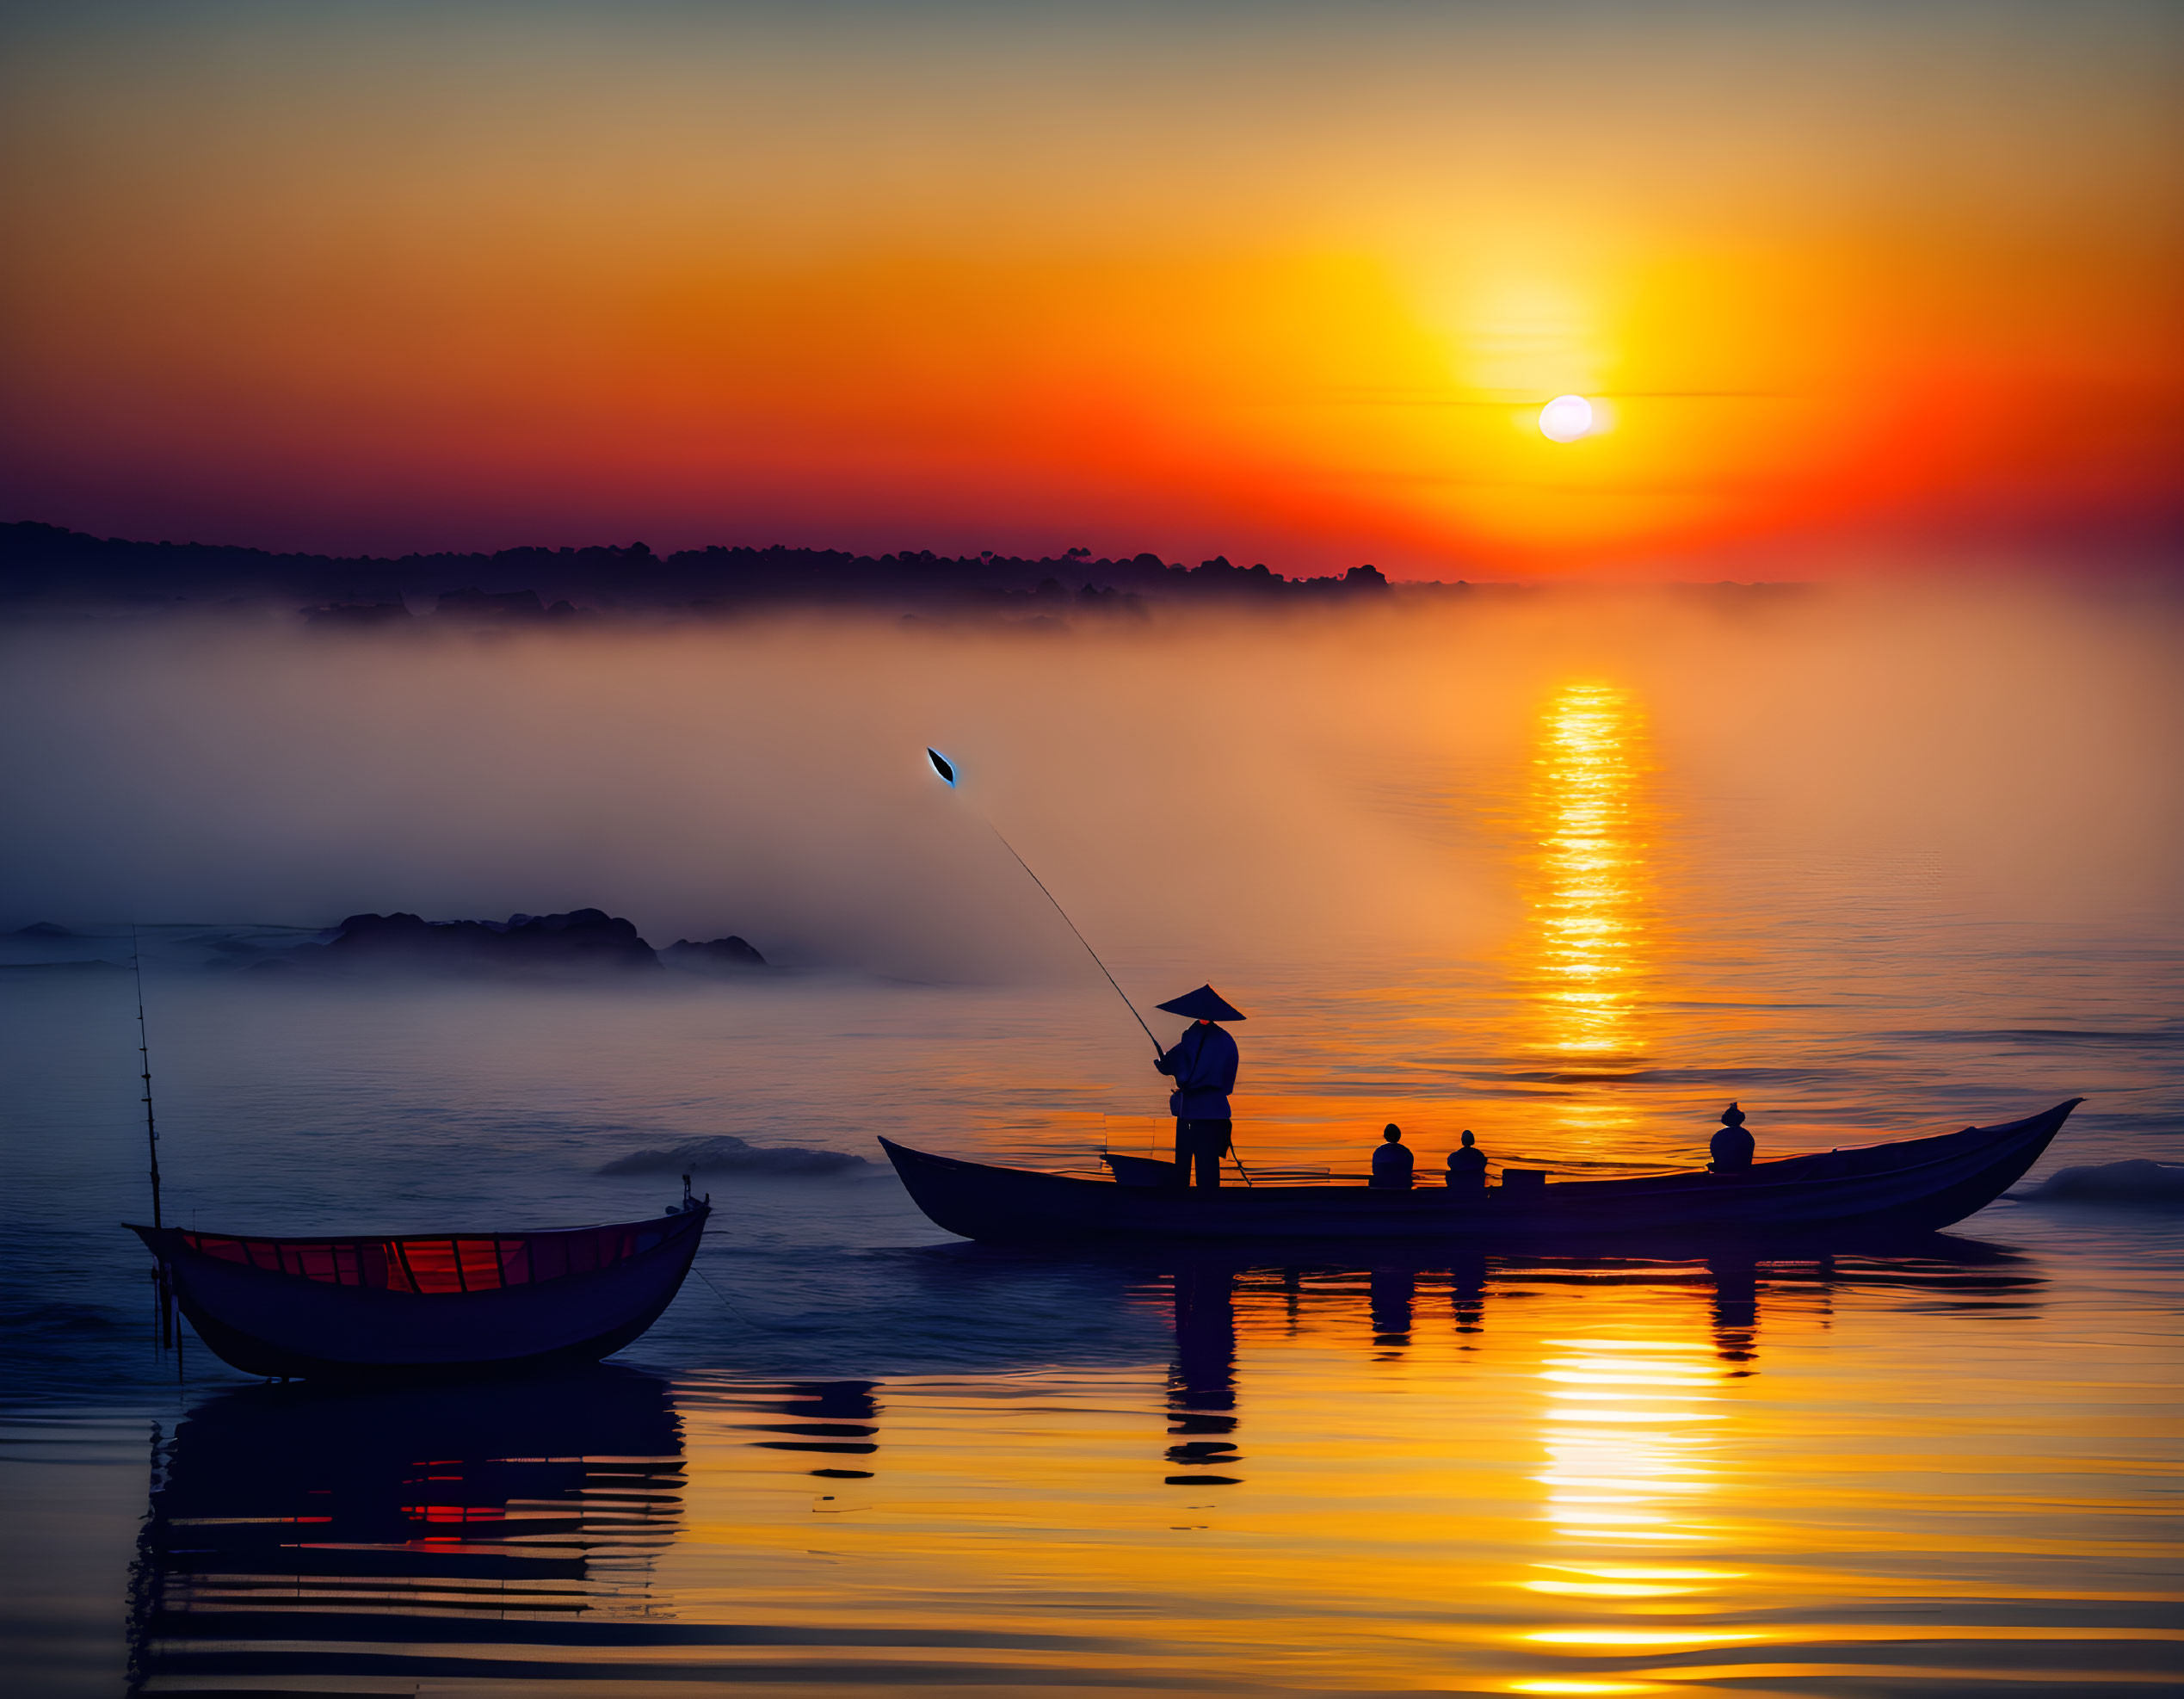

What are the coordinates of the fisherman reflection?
(1707, 1257, 1761, 1368)
(1370, 1266, 1415, 1350)
(1165, 1261, 1242, 1484)
(1153, 985, 1244, 1188)
(1432, 1240, 1484, 1336)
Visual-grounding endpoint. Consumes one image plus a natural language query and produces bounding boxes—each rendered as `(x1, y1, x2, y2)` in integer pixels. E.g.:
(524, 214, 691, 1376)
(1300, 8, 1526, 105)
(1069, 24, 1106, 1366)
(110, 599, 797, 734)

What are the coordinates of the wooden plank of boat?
(125, 1202, 709, 1381)
(882, 1099, 2083, 1246)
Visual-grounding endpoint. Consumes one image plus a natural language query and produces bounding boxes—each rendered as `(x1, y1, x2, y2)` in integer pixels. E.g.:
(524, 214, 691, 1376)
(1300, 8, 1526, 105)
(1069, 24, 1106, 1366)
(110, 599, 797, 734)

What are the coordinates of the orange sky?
(2, 3, 2178, 576)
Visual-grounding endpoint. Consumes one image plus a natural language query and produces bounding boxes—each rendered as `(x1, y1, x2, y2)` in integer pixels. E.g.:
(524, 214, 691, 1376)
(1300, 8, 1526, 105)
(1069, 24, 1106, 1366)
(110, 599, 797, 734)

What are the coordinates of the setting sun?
(1539, 395, 1596, 442)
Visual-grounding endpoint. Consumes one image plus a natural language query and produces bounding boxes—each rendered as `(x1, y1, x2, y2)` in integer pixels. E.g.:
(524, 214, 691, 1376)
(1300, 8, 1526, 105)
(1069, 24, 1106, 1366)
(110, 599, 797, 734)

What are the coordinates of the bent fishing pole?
(925, 747, 1255, 1183)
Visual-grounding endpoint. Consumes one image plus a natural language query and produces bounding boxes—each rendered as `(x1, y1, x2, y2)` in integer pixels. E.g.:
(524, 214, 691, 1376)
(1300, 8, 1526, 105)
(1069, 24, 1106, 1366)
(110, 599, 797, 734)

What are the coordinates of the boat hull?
(127, 1206, 707, 1381)
(882, 1101, 2082, 1247)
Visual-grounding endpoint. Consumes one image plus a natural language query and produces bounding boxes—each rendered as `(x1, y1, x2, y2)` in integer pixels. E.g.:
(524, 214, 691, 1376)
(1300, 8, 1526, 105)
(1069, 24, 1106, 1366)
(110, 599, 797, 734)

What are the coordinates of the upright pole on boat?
(926, 747, 1163, 1058)
(131, 926, 173, 1350)
(132, 927, 163, 1229)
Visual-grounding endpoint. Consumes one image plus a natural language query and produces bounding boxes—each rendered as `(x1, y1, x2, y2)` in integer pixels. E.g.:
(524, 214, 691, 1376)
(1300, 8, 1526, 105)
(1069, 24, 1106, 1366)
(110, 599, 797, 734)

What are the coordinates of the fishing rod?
(927, 747, 1162, 1057)
(131, 925, 174, 1351)
(925, 748, 1256, 1186)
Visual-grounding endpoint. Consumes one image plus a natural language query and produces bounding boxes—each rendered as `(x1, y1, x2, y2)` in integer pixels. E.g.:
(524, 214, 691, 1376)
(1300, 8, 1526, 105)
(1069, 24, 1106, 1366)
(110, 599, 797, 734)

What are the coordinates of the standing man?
(1153, 985, 1245, 1189)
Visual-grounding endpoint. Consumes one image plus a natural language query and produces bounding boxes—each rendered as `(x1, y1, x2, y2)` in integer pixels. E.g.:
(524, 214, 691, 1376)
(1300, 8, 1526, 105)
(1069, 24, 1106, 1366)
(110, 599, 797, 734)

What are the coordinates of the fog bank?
(3, 583, 2177, 985)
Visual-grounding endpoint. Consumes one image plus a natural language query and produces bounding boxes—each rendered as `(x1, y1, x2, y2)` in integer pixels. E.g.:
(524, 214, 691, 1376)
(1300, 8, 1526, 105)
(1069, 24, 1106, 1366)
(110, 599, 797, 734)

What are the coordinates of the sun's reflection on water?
(1524, 682, 1657, 1066)
(1521, 1322, 1747, 1691)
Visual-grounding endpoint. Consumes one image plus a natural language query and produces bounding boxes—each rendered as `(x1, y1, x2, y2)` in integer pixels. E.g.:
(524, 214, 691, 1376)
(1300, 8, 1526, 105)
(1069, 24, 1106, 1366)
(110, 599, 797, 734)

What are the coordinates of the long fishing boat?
(126, 1197, 708, 1381)
(881, 1099, 2082, 1246)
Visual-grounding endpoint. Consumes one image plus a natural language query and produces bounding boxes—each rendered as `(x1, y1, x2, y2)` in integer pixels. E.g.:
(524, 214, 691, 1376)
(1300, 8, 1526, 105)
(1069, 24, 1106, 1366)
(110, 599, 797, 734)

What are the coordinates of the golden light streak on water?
(1527, 1331, 1737, 1681)
(1524, 682, 1656, 1064)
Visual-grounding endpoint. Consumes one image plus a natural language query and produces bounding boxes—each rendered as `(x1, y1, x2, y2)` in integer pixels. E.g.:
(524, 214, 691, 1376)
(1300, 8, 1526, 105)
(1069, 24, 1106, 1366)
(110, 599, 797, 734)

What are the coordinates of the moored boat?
(882, 1099, 2082, 1246)
(126, 1198, 708, 1381)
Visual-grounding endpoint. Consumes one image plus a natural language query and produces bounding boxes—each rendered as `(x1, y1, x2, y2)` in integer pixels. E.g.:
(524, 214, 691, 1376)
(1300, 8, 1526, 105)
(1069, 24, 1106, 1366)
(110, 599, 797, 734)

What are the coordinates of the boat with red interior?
(126, 1191, 708, 1381)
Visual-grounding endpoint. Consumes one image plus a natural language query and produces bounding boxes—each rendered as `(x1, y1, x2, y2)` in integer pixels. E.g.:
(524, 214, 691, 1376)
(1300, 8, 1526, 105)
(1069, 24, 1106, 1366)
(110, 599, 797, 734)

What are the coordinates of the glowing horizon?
(2, 3, 2178, 576)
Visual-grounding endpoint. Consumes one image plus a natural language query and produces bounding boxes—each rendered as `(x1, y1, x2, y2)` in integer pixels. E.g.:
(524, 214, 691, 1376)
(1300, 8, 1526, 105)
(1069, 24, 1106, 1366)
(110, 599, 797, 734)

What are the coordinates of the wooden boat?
(126, 1200, 708, 1381)
(881, 1099, 2082, 1245)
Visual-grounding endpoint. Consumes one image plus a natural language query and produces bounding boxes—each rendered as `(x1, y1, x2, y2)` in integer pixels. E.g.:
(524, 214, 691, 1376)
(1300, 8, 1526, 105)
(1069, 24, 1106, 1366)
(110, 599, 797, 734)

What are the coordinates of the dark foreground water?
(3, 942, 2180, 1698)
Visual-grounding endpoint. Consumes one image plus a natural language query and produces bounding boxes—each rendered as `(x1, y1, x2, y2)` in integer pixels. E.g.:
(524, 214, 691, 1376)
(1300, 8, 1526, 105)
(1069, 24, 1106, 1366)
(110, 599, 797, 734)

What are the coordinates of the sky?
(2, 1, 2179, 578)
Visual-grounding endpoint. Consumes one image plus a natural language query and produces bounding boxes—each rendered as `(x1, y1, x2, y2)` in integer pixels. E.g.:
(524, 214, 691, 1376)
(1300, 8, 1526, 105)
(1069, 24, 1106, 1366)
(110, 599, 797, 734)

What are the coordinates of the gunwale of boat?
(123, 1209, 707, 1251)
(879, 1099, 2084, 1245)
(126, 1204, 710, 1299)
(1033, 1107, 2082, 1197)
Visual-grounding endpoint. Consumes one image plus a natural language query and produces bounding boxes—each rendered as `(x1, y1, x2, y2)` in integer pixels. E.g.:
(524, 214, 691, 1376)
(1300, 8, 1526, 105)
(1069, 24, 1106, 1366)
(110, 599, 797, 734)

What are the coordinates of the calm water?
(3, 666, 2181, 1696)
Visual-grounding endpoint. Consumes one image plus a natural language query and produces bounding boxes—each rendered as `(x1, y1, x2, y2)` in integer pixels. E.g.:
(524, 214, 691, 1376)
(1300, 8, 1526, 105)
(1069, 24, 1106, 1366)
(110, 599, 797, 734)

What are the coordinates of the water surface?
(3, 621, 2179, 1696)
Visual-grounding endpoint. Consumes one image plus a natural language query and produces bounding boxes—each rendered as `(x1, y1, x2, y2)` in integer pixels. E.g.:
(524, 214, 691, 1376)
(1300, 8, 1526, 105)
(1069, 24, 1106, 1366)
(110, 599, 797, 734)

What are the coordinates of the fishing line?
(927, 747, 1163, 1057)
(925, 746, 1255, 1184)
(691, 1262, 806, 1335)
(983, 822, 1163, 1055)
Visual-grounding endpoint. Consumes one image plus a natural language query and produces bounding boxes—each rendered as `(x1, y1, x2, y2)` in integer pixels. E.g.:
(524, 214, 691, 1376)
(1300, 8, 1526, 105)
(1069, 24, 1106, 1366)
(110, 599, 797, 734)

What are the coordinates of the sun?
(1539, 394, 1595, 442)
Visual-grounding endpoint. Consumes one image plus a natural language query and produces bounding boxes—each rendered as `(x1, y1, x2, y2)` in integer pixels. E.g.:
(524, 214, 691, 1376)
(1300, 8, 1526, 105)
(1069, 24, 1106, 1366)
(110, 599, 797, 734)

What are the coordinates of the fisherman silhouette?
(1153, 985, 1243, 1189)
(1446, 1128, 1488, 1191)
(1709, 1103, 1756, 1175)
(1371, 1123, 1414, 1189)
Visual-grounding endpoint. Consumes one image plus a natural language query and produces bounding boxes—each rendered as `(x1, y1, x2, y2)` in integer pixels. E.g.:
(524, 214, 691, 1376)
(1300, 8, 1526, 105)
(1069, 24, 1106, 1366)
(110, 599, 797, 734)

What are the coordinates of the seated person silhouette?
(1446, 1129, 1488, 1192)
(1371, 1123, 1415, 1189)
(1709, 1103, 1756, 1175)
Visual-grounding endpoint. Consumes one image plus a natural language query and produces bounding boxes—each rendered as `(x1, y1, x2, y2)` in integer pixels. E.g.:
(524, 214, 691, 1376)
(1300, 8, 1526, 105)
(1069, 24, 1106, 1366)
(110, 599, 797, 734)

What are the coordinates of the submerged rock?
(597, 1134, 865, 1177)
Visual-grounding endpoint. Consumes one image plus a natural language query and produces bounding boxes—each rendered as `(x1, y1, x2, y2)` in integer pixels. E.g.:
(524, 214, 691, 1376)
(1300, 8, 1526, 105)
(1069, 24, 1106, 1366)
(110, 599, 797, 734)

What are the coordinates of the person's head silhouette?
(1459, 1130, 1476, 1148)
(1383, 1123, 1403, 1142)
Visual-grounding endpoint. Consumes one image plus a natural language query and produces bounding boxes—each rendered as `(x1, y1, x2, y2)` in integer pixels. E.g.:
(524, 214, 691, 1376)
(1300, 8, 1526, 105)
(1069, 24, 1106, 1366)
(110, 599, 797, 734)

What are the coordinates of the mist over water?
(3, 580, 2177, 973)
(3, 579, 2180, 1696)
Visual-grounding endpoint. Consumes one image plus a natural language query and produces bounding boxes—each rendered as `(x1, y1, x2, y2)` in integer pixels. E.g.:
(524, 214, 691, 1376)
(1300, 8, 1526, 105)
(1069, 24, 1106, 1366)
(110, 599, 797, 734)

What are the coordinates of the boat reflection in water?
(125, 1239, 2103, 1696)
(126, 1368, 686, 1693)
(1138, 1233, 2040, 1487)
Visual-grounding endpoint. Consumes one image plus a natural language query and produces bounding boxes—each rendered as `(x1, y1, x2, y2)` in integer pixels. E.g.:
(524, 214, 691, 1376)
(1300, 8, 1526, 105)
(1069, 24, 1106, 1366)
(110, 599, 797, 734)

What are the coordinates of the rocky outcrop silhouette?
(274, 909, 663, 978)
(662, 935, 767, 971)
(248, 909, 778, 980)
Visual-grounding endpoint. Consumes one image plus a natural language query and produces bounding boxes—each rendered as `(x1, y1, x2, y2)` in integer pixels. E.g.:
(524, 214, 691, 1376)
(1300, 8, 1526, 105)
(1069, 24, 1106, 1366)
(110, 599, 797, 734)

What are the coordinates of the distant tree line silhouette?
(0, 522, 1440, 621)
